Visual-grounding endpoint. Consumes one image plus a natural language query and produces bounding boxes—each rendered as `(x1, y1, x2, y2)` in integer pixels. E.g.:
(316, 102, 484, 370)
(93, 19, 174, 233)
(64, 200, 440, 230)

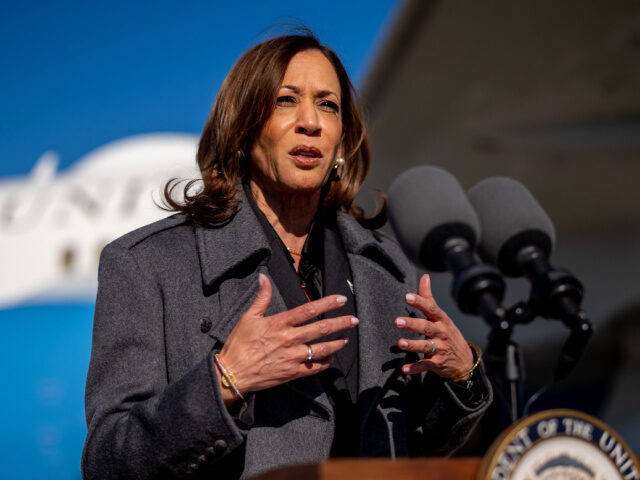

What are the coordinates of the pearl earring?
(334, 157, 345, 169)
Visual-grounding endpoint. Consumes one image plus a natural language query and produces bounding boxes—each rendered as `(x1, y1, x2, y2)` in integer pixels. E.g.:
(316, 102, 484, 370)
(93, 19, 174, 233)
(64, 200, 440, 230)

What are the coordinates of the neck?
(248, 177, 320, 255)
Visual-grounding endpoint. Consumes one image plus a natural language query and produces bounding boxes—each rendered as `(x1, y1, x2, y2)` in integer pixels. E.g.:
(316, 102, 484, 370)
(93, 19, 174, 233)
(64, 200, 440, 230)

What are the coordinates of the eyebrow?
(280, 84, 340, 99)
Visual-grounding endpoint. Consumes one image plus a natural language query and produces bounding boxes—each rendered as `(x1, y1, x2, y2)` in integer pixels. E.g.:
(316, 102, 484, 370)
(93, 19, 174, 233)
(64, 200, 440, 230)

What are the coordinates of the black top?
(243, 183, 360, 456)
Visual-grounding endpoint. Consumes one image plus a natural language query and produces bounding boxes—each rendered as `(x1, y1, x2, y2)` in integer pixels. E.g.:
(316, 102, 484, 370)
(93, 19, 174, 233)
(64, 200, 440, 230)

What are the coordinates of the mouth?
(289, 145, 323, 166)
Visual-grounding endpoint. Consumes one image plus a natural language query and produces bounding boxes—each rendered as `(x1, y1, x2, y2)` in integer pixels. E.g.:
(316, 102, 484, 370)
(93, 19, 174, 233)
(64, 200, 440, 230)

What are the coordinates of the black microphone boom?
(387, 165, 507, 327)
(467, 177, 593, 380)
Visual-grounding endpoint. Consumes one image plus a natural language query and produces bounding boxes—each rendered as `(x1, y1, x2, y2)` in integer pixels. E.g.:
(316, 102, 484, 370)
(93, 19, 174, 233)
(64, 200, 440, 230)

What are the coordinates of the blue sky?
(0, 0, 399, 177)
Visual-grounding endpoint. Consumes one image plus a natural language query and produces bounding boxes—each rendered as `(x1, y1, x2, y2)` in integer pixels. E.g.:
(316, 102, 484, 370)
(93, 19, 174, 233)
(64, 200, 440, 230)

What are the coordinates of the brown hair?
(164, 32, 384, 228)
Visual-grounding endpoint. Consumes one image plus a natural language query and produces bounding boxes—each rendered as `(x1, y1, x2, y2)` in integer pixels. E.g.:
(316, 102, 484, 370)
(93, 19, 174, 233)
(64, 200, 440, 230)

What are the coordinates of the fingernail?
(258, 274, 266, 287)
(405, 293, 415, 303)
(336, 295, 347, 305)
(343, 337, 349, 344)
(396, 318, 406, 327)
(351, 317, 359, 325)
(403, 366, 411, 374)
(399, 339, 408, 347)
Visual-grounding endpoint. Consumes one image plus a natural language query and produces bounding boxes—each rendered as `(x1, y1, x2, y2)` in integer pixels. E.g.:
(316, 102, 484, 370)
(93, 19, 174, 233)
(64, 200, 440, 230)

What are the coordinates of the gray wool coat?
(82, 188, 492, 479)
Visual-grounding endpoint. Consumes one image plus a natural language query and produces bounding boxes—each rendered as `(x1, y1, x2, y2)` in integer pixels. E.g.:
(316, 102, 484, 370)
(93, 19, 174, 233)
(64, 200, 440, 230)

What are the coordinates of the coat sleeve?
(417, 360, 493, 455)
(82, 243, 245, 479)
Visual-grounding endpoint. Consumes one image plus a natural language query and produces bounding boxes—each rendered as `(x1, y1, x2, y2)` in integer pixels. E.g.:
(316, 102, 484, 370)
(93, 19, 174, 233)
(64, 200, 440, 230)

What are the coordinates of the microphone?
(467, 177, 592, 380)
(387, 165, 507, 326)
(466, 176, 556, 278)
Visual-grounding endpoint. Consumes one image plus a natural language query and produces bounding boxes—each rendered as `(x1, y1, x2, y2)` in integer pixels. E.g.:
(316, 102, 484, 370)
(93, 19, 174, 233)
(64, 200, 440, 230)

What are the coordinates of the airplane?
(0, 133, 199, 309)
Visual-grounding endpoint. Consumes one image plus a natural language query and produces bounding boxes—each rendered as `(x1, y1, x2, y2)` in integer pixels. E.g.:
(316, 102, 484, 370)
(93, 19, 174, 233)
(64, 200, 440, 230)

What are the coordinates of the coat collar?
(194, 188, 271, 289)
(336, 210, 405, 283)
(194, 187, 406, 289)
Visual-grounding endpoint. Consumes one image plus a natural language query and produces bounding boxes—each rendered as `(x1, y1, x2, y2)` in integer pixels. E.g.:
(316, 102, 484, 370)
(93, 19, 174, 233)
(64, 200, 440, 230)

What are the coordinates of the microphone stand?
(484, 282, 592, 431)
(442, 239, 593, 431)
(484, 301, 535, 427)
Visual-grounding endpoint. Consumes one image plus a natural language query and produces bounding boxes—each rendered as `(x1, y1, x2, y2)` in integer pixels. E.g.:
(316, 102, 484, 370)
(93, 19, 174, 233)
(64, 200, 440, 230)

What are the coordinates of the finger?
(280, 294, 348, 326)
(418, 273, 432, 299)
(296, 315, 359, 344)
(395, 316, 438, 338)
(305, 337, 349, 361)
(241, 273, 273, 320)
(398, 337, 438, 355)
(296, 355, 333, 376)
(405, 274, 445, 322)
(401, 359, 436, 375)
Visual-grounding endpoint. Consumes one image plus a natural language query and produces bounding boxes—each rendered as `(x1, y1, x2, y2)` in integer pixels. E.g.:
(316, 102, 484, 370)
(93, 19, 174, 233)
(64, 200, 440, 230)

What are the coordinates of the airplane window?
(60, 247, 75, 272)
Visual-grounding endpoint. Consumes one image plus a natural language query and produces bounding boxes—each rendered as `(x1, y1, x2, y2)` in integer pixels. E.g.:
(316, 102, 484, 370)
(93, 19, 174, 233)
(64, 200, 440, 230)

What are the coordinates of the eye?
(276, 95, 296, 106)
(318, 99, 340, 113)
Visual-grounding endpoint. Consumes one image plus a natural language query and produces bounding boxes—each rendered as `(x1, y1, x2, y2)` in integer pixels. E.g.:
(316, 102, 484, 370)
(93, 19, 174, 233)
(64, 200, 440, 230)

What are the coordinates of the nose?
(295, 99, 321, 136)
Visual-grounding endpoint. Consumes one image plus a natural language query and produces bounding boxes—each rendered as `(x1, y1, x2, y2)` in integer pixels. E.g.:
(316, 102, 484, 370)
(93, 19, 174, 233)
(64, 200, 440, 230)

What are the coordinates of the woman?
(82, 33, 491, 479)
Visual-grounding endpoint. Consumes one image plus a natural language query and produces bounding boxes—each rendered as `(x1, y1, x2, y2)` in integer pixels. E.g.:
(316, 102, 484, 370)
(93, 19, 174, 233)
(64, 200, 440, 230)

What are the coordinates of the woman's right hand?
(215, 273, 358, 405)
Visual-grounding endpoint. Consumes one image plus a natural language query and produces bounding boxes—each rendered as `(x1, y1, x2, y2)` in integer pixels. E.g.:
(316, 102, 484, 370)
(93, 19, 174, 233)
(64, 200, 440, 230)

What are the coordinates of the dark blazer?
(82, 189, 492, 479)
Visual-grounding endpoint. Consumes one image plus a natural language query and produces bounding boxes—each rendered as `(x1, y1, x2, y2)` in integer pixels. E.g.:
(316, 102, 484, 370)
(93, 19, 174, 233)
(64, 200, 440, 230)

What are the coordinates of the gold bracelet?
(213, 354, 244, 401)
(449, 342, 482, 382)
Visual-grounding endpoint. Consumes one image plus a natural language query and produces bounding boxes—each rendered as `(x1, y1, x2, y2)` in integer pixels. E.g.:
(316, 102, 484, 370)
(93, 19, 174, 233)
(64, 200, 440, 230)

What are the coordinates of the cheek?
(250, 136, 282, 179)
(255, 122, 285, 157)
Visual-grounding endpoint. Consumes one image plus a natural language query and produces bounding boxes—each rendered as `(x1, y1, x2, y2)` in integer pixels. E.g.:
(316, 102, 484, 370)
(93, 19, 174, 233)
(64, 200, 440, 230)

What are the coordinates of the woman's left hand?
(395, 274, 474, 381)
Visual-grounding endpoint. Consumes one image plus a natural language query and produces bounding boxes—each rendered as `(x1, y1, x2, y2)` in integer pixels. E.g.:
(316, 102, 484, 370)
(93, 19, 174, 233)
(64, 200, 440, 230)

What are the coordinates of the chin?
(279, 181, 326, 198)
(278, 172, 327, 194)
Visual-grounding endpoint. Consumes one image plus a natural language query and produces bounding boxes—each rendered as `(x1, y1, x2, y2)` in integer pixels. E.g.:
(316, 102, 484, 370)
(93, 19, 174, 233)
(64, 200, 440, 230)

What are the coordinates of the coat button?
(200, 317, 212, 333)
(197, 454, 206, 464)
(214, 439, 228, 452)
(205, 446, 216, 457)
(187, 463, 198, 472)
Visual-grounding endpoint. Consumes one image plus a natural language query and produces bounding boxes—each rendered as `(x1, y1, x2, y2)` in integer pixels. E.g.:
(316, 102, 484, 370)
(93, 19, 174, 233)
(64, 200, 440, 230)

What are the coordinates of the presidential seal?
(478, 409, 639, 480)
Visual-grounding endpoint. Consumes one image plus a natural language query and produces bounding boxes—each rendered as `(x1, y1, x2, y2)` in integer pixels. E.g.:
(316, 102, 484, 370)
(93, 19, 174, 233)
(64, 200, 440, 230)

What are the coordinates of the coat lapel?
(193, 192, 270, 342)
(336, 212, 418, 429)
(193, 190, 332, 417)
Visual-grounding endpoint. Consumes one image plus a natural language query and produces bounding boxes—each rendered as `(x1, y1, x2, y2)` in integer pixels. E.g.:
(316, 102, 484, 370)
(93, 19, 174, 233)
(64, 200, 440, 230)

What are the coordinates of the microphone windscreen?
(388, 165, 480, 271)
(467, 177, 556, 276)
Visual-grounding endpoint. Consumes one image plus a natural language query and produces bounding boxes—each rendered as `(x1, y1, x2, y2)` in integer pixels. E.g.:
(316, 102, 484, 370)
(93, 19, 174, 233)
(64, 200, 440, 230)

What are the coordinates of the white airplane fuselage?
(0, 133, 200, 308)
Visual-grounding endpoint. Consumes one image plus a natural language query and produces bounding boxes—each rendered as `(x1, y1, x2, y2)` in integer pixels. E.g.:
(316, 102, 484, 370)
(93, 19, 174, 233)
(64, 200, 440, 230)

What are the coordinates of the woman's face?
(250, 49, 343, 199)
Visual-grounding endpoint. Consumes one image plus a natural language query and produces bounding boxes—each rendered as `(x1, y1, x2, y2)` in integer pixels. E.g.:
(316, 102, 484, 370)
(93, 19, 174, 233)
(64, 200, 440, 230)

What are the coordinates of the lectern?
(248, 457, 483, 480)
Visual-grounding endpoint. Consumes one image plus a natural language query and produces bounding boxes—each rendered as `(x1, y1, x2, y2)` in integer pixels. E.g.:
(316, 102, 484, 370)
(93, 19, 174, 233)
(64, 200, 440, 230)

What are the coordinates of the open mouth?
(289, 145, 322, 160)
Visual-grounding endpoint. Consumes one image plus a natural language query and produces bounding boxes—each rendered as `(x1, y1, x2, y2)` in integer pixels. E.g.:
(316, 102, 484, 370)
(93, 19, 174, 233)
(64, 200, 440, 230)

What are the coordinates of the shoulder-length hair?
(164, 32, 384, 228)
